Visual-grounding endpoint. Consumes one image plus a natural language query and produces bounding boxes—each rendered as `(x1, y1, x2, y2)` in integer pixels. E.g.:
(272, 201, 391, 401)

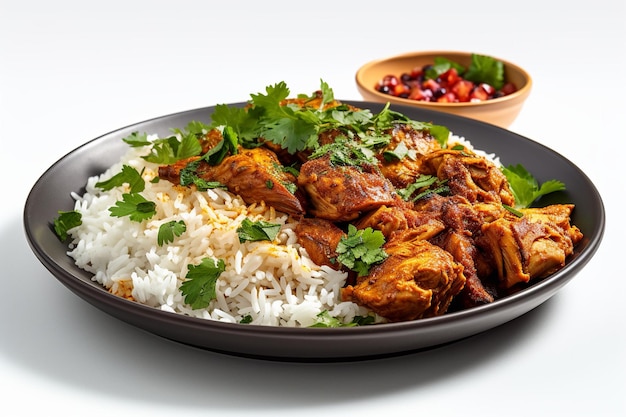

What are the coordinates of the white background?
(1, 1, 624, 416)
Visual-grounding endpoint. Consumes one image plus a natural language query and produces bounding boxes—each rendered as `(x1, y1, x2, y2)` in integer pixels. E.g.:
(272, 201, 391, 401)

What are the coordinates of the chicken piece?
(354, 205, 409, 239)
(431, 230, 495, 307)
(158, 147, 306, 216)
(376, 124, 442, 188)
(355, 204, 446, 241)
(416, 194, 506, 306)
(341, 228, 466, 322)
(421, 149, 515, 206)
(297, 154, 398, 221)
(294, 217, 344, 270)
(480, 204, 581, 289)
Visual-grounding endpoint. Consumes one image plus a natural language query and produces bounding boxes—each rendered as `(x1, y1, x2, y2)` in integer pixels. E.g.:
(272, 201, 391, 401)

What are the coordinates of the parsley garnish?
(501, 164, 566, 208)
(180, 258, 226, 309)
(53, 210, 82, 241)
(95, 165, 145, 193)
(336, 225, 388, 277)
(236, 218, 281, 243)
(157, 220, 186, 246)
(109, 193, 156, 222)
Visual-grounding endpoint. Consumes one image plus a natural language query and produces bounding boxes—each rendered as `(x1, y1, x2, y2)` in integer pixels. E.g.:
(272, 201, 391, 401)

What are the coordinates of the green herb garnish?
(236, 218, 281, 243)
(180, 258, 226, 309)
(309, 310, 376, 327)
(95, 165, 145, 193)
(53, 210, 82, 241)
(397, 175, 449, 202)
(157, 220, 186, 246)
(108, 193, 156, 222)
(336, 225, 388, 277)
(502, 164, 566, 208)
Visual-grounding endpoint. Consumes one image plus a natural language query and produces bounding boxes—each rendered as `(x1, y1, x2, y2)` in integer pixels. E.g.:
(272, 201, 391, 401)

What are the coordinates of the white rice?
(66, 141, 376, 327)
(65, 131, 487, 327)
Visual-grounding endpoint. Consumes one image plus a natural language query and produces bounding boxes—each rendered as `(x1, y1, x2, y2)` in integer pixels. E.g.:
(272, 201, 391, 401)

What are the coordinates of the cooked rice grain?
(66, 146, 372, 327)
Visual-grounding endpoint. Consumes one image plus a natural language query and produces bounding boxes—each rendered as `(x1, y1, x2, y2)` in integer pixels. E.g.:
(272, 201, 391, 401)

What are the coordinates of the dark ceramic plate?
(23, 101, 605, 362)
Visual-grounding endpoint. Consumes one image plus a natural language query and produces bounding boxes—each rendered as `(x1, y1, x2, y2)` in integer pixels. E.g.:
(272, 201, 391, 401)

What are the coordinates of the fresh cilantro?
(179, 160, 227, 191)
(134, 121, 204, 165)
(206, 81, 450, 157)
(464, 53, 505, 90)
(424, 123, 451, 148)
(109, 193, 156, 222)
(309, 136, 376, 167)
(157, 220, 186, 246)
(53, 210, 82, 241)
(122, 131, 150, 147)
(180, 258, 226, 309)
(240, 314, 253, 324)
(425, 56, 466, 80)
(383, 141, 417, 162)
(245, 80, 332, 153)
(201, 125, 238, 166)
(171, 120, 211, 139)
(501, 164, 566, 208)
(308, 310, 376, 327)
(397, 175, 449, 202)
(236, 218, 281, 243)
(336, 225, 388, 277)
(95, 165, 145, 193)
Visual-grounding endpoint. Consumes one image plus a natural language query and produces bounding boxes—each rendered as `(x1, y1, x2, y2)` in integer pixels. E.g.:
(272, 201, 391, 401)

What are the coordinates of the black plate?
(23, 101, 605, 361)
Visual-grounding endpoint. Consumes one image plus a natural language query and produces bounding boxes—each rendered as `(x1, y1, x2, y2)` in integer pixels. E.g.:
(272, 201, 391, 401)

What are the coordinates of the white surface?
(1, 1, 624, 416)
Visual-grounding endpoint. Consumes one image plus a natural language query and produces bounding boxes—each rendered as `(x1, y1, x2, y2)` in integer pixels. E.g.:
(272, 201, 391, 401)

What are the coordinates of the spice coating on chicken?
(376, 124, 443, 188)
(295, 217, 344, 270)
(159, 147, 306, 216)
(422, 148, 515, 206)
(480, 204, 583, 288)
(297, 154, 398, 221)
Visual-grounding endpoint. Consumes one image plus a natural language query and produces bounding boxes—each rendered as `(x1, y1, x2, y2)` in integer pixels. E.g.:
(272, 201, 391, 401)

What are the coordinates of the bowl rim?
(355, 50, 533, 108)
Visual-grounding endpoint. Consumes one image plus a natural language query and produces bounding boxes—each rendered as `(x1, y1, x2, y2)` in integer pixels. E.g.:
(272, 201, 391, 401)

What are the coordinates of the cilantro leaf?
(425, 56, 466, 80)
(236, 218, 281, 243)
(95, 165, 145, 193)
(336, 225, 388, 276)
(201, 125, 238, 166)
(210, 103, 267, 148)
(180, 258, 226, 309)
(157, 220, 186, 246)
(109, 193, 156, 222)
(53, 210, 82, 241)
(463, 53, 505, 90)
(397, 174, 449, 202)
(502, 164, 566, 208)
(178, 159, 227, 190)
(309, 136, 376, 167)
(139, 122, 203, 164)
(122, 131, 151, 147)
